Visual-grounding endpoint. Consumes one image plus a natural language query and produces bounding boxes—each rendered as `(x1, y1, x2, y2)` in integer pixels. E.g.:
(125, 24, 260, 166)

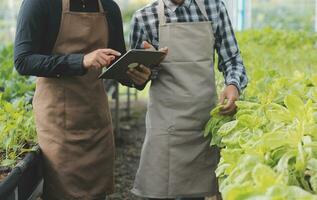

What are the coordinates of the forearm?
(215, 2, 248, 93)
(220, 54, 248, 93)
(14, 53, 86, 77)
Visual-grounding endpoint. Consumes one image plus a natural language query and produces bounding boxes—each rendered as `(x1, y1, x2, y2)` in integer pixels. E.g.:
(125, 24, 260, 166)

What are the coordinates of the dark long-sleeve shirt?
(14, 0, 136, 87)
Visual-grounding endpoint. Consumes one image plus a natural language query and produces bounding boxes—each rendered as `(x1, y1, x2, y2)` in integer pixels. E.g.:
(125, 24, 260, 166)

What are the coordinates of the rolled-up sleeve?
(215, 2, 248, 93)
(130, 12, 161, 82)
(127, 12, 153, 90)
(130, 13, 149, 50)
(14, 0, 86, 77)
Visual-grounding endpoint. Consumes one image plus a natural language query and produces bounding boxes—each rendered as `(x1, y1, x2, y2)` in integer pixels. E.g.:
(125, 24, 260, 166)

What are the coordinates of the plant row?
(0, 45, 36, 168)
(205, 29, 317, 199)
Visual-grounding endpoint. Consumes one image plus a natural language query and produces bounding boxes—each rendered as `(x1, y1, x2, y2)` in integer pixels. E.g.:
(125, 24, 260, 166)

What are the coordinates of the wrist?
(82, 55, 88, 70)
(66, 54, 87, 76)
(227, 82, 241, 94)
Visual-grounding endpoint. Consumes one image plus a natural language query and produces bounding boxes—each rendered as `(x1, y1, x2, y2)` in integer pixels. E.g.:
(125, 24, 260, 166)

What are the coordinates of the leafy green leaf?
(217, 120, 238, 137)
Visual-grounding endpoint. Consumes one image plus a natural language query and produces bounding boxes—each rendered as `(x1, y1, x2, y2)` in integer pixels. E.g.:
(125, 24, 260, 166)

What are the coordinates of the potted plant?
(0, 45, 41, 200)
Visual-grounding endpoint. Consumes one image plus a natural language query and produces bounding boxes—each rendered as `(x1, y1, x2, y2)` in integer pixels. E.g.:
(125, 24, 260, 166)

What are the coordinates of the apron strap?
(158, 0, 209, 25)
(194, 0, 209, 20)
(158, 0, 166, 25)
(62, 0, 70, 12)
(62, 0, 105, 13)
(98, 0, 105, 13)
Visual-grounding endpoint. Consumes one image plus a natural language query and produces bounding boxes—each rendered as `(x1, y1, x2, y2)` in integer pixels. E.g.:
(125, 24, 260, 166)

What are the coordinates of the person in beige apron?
(29, 0, 150, 199)
(131, 0, 238, 199)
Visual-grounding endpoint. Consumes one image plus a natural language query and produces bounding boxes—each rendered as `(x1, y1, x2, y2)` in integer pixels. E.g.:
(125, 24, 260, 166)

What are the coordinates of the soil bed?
(108, 101, 146, 200)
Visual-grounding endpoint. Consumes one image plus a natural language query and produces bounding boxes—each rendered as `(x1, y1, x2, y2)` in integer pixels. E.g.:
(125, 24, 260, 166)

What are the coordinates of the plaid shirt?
(130, 0, 248, 92)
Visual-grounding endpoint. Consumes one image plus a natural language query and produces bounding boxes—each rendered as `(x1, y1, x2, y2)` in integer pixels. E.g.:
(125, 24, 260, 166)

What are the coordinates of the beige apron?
(33, 0, 115, 199)
(132, 0, 220, 198)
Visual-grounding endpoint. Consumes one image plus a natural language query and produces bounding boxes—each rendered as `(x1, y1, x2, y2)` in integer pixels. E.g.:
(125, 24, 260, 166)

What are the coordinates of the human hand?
(83, 49, 121, 70)
(142, 41, 168, 55)
(141, 41, 168, 81)
(127, 65, 151, 85)
(219, 85, 240, 115)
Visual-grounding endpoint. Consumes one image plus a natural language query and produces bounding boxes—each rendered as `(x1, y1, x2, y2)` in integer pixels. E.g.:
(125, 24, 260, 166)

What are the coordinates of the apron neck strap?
(158, 0, 209, 25)
(195, 0, 208, 20)
(62, 0, 105, 13)
(98, 0, 105, 13)
(62, 0, 70, 12)
(158, 0, 166, 25)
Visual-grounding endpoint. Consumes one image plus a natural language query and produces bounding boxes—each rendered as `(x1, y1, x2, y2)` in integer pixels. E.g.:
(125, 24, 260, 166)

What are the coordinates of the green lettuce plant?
(205, 29, 317, 199)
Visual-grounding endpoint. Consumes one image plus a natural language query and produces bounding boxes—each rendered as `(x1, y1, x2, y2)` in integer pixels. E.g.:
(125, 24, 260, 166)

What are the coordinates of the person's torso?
(39, 0, 117, 55)
(134, 0, 221, 49)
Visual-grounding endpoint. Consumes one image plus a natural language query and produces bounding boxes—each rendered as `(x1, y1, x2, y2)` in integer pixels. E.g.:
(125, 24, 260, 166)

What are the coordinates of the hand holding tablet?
(98, 49, 167, 81)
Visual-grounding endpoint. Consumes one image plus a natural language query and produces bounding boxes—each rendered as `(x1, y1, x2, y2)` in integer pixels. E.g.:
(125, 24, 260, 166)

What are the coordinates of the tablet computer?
(98, 49, 166, 80)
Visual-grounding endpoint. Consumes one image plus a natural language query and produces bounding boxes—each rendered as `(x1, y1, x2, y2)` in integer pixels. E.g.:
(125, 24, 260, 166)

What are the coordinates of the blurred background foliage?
(253, 0, 315, 31)
(0, 0, 316, 45)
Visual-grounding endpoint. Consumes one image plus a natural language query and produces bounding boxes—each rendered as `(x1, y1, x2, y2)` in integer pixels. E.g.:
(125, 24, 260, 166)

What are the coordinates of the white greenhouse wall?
(223, 0, 252, 31)
(315, 0, 317, 32)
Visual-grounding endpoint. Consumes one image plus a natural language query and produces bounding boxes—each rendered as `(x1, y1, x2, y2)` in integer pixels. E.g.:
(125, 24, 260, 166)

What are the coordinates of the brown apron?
(132, 0, 219, 198)
(33, 0, 115, 199)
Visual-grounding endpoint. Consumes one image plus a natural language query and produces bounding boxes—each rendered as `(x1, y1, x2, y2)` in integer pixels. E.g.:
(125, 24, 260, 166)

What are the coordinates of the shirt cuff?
(150, 66, 161, 80)
(66, 54, 87, 76)
(226, 79, 242, 94)
(133, 80, 149, 91)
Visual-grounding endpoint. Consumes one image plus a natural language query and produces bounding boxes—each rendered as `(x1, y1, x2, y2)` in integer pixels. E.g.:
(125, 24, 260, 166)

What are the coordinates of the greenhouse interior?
(0, 0, 317, 199)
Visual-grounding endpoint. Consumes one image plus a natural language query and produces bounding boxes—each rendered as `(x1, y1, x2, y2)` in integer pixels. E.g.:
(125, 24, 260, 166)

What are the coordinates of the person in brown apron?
(130, 0, 248, 199)
(14, 0, 151, 199)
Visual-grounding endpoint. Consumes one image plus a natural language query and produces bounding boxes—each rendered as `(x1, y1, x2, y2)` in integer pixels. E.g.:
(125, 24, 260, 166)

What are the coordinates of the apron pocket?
(170, 96, 215, 131)
(33, 80, 65, 131)
(146, 94, 175, 130)
(64, 81, 110, 131)
(65, 105, 108, 130)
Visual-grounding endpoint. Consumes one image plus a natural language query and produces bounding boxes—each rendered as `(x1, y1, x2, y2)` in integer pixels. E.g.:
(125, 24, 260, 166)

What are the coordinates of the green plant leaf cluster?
(206, 29, 317, 199)
(0, 45, 35, 103)
(0, 94, 36, 167)
(0, 45, 36, 168)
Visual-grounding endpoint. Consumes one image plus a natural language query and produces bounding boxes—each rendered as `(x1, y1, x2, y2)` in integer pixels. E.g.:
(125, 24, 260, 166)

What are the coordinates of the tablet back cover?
(99, 50, 166, 80)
